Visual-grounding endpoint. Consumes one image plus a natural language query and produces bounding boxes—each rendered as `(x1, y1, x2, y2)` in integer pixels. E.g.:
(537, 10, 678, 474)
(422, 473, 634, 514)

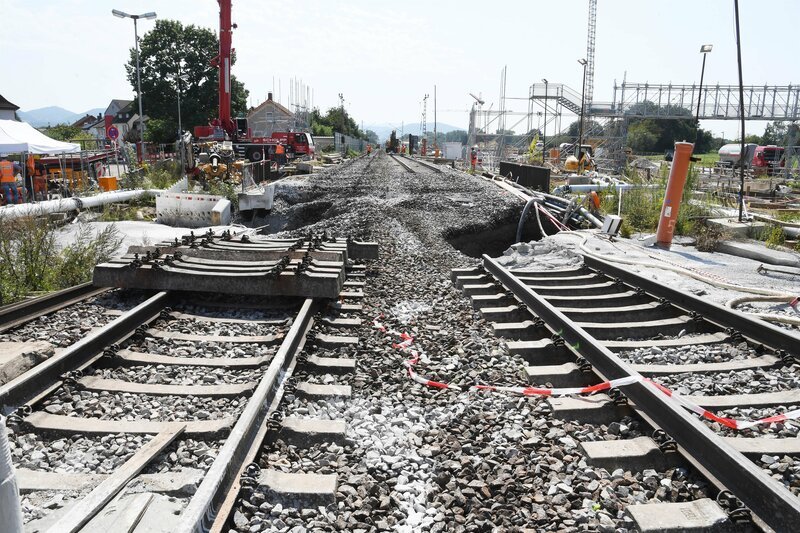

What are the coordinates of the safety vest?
(0, 160, 14, 183)
(276, 144, 285, 155)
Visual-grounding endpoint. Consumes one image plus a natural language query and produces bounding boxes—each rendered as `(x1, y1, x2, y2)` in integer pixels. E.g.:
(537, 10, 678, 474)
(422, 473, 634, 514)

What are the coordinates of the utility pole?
(695, 44, 713, 143)
(434, 85, 438, 153)
(577, 59, 588, 162)
(734, 0, 746, 222)
(542, 79, 548, 165)
(338, 92, 345, 154)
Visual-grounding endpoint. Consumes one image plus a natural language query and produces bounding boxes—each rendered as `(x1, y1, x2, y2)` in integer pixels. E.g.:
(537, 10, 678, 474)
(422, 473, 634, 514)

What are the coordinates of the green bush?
(763, 225, 786, 249)
(0, 218, 121, 305)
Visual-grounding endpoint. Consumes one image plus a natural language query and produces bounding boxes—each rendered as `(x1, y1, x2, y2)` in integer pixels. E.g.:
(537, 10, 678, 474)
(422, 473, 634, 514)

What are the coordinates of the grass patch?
(0, 217, 122, 305)
(599, 166, 708, 236)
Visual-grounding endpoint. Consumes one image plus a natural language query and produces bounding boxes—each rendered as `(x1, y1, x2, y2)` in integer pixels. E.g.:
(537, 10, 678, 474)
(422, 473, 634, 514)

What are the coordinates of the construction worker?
(470, 147, 478, 171)
(0, 156, 19, 205)
(275, 143, 285, 167)
(367, 144, 372, 154)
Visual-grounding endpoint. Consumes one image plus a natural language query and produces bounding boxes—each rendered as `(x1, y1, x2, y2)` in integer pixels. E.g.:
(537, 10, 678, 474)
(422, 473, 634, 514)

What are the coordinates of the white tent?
(0, 119, 80, 154)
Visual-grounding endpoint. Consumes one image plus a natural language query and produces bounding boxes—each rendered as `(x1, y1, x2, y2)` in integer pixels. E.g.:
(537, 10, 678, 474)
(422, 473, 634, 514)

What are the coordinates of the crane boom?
(214, 0, 234, 135)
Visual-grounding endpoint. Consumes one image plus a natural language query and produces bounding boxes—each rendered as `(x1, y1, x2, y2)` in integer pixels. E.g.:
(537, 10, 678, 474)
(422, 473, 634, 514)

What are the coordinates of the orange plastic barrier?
(655, 141, 694, 247)
(99, 176, 118, 192)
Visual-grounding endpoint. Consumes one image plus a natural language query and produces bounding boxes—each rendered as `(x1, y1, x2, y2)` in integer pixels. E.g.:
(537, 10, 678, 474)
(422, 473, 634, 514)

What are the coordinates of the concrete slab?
(544, 291, 652, 308)
(450, 267, 482, 284)
(25, 412, 232, 436)
(17, 468, 203, 496)
(631, 354, 779, 376)
(115, 349, 270, 368)
(0, 341, 54, 385)
(525, 362, 596, 388)
(707, 218, 768, 240)
(547, 394, 631, 424)
(453, 274, 491, 289)
(506, 339, 575, 365)
(78, 375, 256, 397)
(320, 317, 362, 328)
(93, 261, 344, 299)
(295, 382, 351, 400)
(470, 293, 513, 310)
(724, 436, 800, 456)
(687, 389, 800, 409)
(716, 239, 800, 268)
(314, 334, 358, 348)
(258, 470, 337, 508)
(580, 436, 682, 471)
(492, 320, 549, 341)
(514, 273, 603, 286)
(559, 302, 679, 323)
(603, 332, 729, 351)
(279, 417, 347, 446)
(577, 315, 696, 341)
(145, 328, 280, 345)
(306, 355, 356, 374)
(625, 498, 731, 532)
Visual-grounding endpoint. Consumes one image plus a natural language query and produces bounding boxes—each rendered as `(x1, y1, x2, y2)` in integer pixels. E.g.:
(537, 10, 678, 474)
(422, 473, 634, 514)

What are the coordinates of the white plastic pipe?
(0, 417, 23, 533)
(0, 190, 161, 220)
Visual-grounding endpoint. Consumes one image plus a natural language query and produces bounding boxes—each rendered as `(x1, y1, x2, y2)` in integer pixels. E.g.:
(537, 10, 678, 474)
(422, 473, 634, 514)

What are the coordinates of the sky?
(2, 0, 798, 138)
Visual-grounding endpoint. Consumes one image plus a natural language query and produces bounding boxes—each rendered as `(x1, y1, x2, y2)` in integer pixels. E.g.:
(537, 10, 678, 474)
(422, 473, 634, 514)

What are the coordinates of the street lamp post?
(176, 61, 188, 174)
(577, 59, 588, 163)
(112, 9, 156, 163)
(542, 78, 548, 165)
(695, 44, 713, 144)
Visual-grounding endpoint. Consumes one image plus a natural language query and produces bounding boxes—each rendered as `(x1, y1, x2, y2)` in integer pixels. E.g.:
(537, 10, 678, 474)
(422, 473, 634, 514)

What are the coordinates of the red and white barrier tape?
(790, 297, 799, 311)
(374, 316, 800, 431)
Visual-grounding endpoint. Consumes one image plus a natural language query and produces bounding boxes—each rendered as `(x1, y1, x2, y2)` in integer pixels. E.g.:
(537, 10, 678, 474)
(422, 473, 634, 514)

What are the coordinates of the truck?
(269, 131, 315, 159)
(718, 143, 784, 175)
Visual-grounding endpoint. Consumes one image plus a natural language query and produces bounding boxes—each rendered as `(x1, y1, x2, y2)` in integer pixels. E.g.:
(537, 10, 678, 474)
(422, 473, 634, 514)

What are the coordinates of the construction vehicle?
(718, 143, 784, 175)
(385, 130, 399, 153)
(269, 131, 315, 159)
(192, 0, 284, 164)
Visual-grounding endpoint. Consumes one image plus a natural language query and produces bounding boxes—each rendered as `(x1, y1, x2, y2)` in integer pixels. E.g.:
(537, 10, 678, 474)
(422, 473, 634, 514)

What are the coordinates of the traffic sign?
(107, 126, 119, 140)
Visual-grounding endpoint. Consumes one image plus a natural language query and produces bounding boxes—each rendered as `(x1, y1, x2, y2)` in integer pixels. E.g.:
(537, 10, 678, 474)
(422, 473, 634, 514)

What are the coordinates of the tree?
(627, 122, 660, 153)
(762, 121, 788, 145)
(40, 124, 94, 143)
(567, 119, 604, 138)
(445, 130, 468, 143)
(126, 19, 249, 144)
(309, 107, 365, 139)
(364, 130, 379, 144)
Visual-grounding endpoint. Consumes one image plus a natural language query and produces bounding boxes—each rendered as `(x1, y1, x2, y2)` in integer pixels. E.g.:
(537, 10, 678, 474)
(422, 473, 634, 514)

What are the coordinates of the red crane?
(211, 0, 235, 136)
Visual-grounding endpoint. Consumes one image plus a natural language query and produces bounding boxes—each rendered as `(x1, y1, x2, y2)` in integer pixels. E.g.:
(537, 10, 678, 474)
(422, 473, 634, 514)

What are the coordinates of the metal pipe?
(0, 189, 161, 220)
(0, 416, 23, 533)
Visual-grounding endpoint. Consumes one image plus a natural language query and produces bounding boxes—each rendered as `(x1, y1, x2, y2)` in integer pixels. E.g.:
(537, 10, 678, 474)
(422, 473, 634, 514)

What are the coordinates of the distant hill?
(364, 122, 465, 142)
(18, 106, 104, 127)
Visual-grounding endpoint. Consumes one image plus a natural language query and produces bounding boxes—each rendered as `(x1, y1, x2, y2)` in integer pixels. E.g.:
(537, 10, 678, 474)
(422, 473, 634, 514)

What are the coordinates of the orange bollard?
(656, 141, 694, 247)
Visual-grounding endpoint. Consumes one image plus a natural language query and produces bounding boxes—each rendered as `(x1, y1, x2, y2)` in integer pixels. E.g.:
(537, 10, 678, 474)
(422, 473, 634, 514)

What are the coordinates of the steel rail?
(0, 282, 109, 333)
(583, 254, 800, 357)
(389, 153, 415, 173)
(482, 254, 800, 531)
(0, 291, 170, 413)
(404, 155, 443, 173)
(178, 298, 317, 533)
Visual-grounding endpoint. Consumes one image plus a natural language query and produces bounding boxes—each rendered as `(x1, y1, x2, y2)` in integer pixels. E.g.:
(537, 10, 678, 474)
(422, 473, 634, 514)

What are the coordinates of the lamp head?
(700, 44, 713, 53)
(112, 9, 129, 18)
(142, 12, 157, 19)
(542, 78, 548, 84)
(577, 59, 588, 66)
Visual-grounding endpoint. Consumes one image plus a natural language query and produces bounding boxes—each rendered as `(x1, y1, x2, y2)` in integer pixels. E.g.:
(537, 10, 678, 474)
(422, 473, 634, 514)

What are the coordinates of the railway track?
(453, 251, 800, 531)
(6, 152, 799, 531)
(2, 250, 369, 530)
